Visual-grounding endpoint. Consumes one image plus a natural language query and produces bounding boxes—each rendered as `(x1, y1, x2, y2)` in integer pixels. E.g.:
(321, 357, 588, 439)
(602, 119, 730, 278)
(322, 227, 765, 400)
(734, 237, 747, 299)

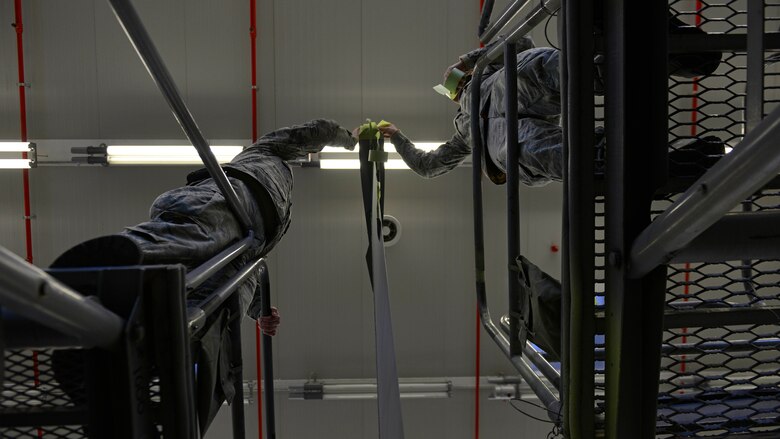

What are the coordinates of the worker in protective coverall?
(378, 25, 722, 361)
(52, 119, 356, 434)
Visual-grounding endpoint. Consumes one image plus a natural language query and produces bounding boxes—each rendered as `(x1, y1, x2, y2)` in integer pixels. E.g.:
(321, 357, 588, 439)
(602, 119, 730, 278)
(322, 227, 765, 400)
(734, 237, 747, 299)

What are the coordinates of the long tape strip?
(359, 126, 405, 439)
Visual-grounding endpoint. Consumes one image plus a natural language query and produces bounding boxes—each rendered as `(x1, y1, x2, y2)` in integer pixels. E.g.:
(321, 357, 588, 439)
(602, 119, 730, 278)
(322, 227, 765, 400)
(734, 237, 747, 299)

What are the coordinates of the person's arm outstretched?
(379, 123, 471, 178)
(249, 118, 356, 161)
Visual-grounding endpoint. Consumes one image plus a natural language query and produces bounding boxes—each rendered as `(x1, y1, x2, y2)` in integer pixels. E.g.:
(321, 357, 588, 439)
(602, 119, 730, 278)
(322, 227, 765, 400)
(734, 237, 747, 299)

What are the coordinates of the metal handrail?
(257, 260, 277, 439)
(0, 245, 123, 349)
(187, 256, 266, 334)
(186, 233, 256, 290)
(480, 0, 531, 44)
(469, 1, 561, 417)
(473, 0, 561, 70)
(499, 315, 561, 390)
(561, 0, 597, 437)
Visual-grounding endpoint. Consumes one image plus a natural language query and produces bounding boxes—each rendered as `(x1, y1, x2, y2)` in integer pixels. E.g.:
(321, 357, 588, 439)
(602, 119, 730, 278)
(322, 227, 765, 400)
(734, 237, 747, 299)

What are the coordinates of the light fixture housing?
(288, 380, 451, 400)
(0, 142, 36, 169)
(71, 143, 244, 165)
(106, 145, 244, 165)
(319, 142, 443, 170)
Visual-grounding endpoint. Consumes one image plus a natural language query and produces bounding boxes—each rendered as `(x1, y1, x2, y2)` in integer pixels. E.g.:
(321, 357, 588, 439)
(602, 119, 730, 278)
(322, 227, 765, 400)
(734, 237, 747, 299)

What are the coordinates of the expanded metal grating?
(0, 350, 86, 438)
(658, 3, 780, 436)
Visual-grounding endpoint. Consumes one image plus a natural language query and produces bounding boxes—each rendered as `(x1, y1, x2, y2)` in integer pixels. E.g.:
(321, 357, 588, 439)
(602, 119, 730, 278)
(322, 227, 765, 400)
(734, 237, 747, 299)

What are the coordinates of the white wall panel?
(273, 0, 363, 127)
(29, 166, 193, 266)
(184, 0, 250, 140)
(205, 389, 553, 438)
(0, 1, 21, 139)
(0, 172, 26, 259)
(361, 0, 453, 140)
(94, 0, 188, 139)
(24, 0, 100, 139)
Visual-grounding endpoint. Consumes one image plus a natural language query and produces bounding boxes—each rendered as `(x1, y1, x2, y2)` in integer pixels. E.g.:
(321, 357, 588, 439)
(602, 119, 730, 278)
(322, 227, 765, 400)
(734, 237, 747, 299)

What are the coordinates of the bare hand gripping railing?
(470, 0, 561, 419)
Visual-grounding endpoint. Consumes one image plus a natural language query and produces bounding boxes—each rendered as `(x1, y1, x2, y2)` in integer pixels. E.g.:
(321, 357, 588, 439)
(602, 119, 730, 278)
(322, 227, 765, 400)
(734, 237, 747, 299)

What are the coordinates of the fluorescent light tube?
(0, 159, 32, 169)
(321, 142, 442, 154)
(0, 142, 31, 152)
(105, 145, 243, 165)
(321, 392, 449, 400)
(319, 159, 411, 170)
(319, 141, 444, 170)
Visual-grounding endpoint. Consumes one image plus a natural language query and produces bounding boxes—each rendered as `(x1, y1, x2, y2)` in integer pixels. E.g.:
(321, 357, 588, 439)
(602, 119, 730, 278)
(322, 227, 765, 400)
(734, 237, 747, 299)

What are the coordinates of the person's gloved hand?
(443, 60, 469, 83)
(332, 126, 357, 151)
(259, 306, 280, 336)
(377, 123, 399, 138)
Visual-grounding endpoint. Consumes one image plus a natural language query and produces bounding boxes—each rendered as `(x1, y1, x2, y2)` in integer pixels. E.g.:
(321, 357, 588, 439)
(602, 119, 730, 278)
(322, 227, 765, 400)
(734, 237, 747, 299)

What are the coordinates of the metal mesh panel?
(1, 426, 85, 438)
(655, 2, 780, 436)
(658, 4, 780, 435)
(655, 190, 780, 437)
(594, 195, 606, 425)
(1, 350, 86, 438)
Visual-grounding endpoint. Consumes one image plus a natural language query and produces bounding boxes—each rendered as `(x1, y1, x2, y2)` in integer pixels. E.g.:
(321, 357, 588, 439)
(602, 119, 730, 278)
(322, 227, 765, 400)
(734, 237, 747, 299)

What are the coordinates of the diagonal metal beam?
(629, 102, 780, 279)
(106, 0, 252, 233)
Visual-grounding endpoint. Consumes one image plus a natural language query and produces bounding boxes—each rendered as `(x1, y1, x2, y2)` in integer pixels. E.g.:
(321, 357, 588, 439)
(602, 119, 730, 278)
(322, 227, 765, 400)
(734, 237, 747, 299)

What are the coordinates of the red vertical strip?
(14, 0, 32, 265)
(475, 2, 484, 436)
(15, 2, 40, 436)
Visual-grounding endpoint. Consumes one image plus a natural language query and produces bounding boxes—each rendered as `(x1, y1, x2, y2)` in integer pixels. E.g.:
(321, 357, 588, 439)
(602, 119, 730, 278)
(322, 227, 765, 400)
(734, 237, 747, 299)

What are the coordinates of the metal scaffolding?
(475, 0, 780, 437)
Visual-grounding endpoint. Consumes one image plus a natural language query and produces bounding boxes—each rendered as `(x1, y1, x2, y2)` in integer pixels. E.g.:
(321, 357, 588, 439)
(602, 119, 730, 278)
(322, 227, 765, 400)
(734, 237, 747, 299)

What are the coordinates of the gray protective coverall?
(51, 119, 356, 435)
(130, 118, 354, 432)
(122, 118, 356, 317)
(391, 39, 563, 187)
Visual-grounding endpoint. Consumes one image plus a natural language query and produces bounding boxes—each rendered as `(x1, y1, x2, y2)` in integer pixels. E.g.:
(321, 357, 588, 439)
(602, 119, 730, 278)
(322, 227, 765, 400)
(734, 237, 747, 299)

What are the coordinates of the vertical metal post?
(504, 42, 522, 357)
(746, 1, 765, 133)
(562, 0, 596, 436)
(229, 296, 247, 439)
(105, 0, 252, 233)
(741, 0, 765, 296)
(558, 1, 571, 432)
(133, 266, 198, 438)
(257, 262, 276, 438)
(604, 1, 668, 438)
(478, 0, 496, 38)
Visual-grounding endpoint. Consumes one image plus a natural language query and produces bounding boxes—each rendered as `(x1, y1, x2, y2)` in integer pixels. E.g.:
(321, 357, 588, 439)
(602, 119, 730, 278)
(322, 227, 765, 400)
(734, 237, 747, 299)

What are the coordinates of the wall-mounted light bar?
(0, 159, 32, 169)
(319, 142, 443, 170)
(289, 381, 451, 400)
(71, 144, 244, 165)
(106, 145, 243, 165)
(0, 142, 36, 169)
(0, 142, 32, 153)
